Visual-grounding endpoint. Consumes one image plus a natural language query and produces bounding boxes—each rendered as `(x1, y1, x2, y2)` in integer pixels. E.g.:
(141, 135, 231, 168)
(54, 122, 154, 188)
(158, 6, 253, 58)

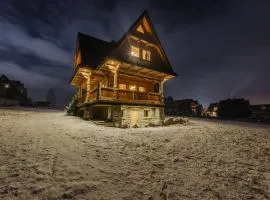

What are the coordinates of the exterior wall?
(111, 105, 164, 128)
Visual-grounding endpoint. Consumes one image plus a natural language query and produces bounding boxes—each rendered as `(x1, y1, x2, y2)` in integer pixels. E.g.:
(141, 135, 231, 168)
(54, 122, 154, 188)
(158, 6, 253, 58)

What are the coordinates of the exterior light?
(4, 83, 9, 88)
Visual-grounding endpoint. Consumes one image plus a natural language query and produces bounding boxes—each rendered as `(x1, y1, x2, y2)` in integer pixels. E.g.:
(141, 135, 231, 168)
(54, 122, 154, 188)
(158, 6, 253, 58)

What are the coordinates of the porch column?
(160, 78, 166, 102)
(113, 64, 120, 98)
(113, 64, 120, 89)
(85, 72, 91, 102)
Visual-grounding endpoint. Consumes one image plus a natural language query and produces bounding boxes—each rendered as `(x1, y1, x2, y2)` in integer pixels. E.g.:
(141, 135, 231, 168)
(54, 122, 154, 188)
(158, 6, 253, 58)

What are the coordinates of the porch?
(77, 84, 161, 105)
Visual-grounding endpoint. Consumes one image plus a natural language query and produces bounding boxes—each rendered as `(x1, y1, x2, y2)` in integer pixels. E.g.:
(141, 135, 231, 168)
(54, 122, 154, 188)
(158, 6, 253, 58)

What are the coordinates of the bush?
(164, 117, 189, 126)
(65, 95, 78, 116)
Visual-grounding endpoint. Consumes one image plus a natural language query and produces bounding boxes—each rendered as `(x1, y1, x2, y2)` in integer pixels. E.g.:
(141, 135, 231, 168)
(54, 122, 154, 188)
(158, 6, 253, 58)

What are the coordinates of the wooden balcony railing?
(79, 85, 162, 104)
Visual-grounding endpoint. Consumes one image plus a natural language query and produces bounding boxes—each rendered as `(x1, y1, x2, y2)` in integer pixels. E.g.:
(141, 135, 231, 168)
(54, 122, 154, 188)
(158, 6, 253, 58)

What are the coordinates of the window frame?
(144, 110, 150, 118)
(119, 84, 127, 90)
(128, 85, 137, 91)
(131, 46, 140, 58)
(138, 86, 145, 92)
(142, 49, 151, 61)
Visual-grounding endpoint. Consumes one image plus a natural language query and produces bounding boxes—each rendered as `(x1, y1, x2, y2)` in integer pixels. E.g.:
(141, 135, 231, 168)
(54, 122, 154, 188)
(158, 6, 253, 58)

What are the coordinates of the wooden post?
(97, 82, 101, 100)
(160, 79, 165, 103)
(112, 64, 120, 99)
(85, 72, 91, 102)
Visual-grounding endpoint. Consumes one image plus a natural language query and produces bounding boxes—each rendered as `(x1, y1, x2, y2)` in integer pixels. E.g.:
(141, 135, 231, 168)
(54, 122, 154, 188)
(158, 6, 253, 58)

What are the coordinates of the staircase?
(92, 120, 115, 127)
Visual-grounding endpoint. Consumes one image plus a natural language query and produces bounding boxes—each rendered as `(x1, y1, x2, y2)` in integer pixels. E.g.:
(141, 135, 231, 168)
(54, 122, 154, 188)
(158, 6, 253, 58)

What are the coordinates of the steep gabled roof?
(77, 32, 116, 69)
(75, 10, 176, 76)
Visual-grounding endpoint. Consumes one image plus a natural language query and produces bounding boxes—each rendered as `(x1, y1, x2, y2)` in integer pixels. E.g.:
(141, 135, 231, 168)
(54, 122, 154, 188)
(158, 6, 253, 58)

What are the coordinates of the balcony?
(78, 85, 162, 105)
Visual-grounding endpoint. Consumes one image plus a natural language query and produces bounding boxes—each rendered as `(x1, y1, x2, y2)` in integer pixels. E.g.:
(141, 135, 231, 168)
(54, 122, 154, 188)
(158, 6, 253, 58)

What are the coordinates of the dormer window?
(142, 49, 151, 61)
(131, 46, 140, 58)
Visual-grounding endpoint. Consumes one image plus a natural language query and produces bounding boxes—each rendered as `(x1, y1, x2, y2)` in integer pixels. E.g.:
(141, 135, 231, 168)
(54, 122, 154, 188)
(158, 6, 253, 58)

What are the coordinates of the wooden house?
(0, 74, 29, 106)
(250, 104, 270, 123)
(69, 11, 176, 127)
(207, 103, 219, 117)
(165, 98, 203, 117)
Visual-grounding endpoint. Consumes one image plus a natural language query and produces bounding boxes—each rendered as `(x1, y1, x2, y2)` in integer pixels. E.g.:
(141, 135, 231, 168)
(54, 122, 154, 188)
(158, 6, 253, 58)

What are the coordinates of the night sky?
(1, 0, 270, 108)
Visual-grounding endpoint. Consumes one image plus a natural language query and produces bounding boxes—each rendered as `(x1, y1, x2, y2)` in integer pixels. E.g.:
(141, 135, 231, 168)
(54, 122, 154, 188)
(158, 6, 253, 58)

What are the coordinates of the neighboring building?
(207, 103, 219, 117)
(250, 104, 270, 122)
(165, 98, 203, 117)
(0, 74, 30, 106)
(69, 10, 176, 127)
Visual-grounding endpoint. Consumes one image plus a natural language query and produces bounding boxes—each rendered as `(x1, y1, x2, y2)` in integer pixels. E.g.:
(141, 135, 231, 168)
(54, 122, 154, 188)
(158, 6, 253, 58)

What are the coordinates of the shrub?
(65, 95, 78, 116)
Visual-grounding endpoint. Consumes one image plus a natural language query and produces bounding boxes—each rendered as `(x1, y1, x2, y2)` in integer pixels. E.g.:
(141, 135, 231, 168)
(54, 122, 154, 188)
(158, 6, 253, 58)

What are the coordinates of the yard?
(0, 108, 269, 200)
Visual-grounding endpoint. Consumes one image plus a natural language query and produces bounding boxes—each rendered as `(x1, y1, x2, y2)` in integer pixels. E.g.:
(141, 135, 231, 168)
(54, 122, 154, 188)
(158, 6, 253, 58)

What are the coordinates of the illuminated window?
(142, 49, 151, 61)
(137, 25, 145, 33)
(144, 110, 149, 117)
(129, 85, 137, 91)
(131, 46, 140, 57)
(119, 84, 127, 90)
(138, 86, 145, 92)
(4, 83, 9, 88)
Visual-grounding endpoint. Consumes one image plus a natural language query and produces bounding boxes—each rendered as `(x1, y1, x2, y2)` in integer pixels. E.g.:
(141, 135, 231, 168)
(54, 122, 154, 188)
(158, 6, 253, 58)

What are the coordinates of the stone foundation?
(112, 105, 164, 128)
(79, 104, 164, 128)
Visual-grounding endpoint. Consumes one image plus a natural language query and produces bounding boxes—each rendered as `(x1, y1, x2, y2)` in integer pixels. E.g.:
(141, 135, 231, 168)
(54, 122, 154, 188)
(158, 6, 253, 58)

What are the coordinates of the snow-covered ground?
(0, 108, 269, 200)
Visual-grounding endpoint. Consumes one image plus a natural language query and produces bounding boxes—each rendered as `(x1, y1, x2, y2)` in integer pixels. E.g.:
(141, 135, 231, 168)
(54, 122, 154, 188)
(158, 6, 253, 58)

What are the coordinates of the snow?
(0, 108, 269, 200)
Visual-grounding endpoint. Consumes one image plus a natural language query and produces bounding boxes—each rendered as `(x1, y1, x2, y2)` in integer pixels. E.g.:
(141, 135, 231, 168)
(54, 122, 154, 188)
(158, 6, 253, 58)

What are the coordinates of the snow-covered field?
(0, 108, 269, 200)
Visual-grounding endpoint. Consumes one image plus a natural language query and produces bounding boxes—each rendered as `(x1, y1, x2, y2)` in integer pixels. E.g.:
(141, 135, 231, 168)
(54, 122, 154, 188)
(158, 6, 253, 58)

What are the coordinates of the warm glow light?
(129, 85, 137, 91)
(119, 84, 127, 90)
(142, 49, 151, 61)
(138, 86, 145, 92)
(131, 46, 140, 57)
(137, 25, 145, 33)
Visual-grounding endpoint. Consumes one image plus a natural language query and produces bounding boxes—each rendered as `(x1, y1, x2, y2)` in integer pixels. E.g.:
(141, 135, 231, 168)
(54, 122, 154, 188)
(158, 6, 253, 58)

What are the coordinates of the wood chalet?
(69, 11, 176, 127)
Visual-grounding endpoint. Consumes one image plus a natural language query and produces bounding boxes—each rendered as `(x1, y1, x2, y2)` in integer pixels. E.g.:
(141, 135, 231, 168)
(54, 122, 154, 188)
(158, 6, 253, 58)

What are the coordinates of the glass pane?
(129, 85, 137, 91)
(131, 46, 140, 57)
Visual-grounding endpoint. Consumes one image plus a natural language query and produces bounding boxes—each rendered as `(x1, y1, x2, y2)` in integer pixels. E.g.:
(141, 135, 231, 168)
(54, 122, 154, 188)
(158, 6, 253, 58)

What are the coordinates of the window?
(137, 25, 145, 33)
(138, 86, 145, 92)
(129, 85, 137, 91)
(4, 83, 9, 88)
(144, 110, 149, 117)
(142, 49, 151, 61)
(131, 46, 140, 57)
(119, 84, 127, 90)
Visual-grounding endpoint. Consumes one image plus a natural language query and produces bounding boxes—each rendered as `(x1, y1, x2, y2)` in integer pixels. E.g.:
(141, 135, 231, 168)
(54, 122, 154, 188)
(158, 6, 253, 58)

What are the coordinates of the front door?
(130, 110, 139, 127)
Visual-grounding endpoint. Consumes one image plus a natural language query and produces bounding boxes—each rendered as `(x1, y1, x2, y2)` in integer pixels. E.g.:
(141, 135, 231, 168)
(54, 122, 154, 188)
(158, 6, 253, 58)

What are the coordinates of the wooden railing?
(80, 86, 162, 104)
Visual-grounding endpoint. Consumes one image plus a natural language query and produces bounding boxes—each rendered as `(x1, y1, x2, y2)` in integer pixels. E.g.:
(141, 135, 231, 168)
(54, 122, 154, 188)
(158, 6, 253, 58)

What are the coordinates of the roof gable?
(73, 11, 176, 76)
(76, 32, 116, 69)
(0, 74, 10, 82)
(107, 11, 176, 76)
(128, 11, 172, 66)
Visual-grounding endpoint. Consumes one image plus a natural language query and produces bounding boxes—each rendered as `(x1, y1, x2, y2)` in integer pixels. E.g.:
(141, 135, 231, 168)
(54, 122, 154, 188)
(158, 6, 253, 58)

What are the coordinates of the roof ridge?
(77, 32, 112, 44)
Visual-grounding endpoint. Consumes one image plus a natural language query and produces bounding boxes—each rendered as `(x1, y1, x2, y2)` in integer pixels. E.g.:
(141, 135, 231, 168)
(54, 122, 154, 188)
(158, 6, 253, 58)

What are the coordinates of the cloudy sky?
(1, 0, 270, 108)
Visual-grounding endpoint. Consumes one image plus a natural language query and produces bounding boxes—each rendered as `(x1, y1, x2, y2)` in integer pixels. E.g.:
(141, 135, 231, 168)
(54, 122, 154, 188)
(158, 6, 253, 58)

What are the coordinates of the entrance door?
(130, 110, 139, 127)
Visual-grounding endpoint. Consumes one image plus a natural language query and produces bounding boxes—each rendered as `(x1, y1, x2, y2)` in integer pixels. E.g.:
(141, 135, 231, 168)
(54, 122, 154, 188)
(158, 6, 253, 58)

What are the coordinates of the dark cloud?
(0, 0, 270, 108)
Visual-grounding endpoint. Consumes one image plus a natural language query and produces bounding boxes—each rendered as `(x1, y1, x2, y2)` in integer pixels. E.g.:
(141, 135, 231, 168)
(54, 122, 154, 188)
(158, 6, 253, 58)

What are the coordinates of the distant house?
(165, 98, 203, 117)
(250, 104, 270, 122)
(0, 75, 30, 106)
(207, 103, 219, 117)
